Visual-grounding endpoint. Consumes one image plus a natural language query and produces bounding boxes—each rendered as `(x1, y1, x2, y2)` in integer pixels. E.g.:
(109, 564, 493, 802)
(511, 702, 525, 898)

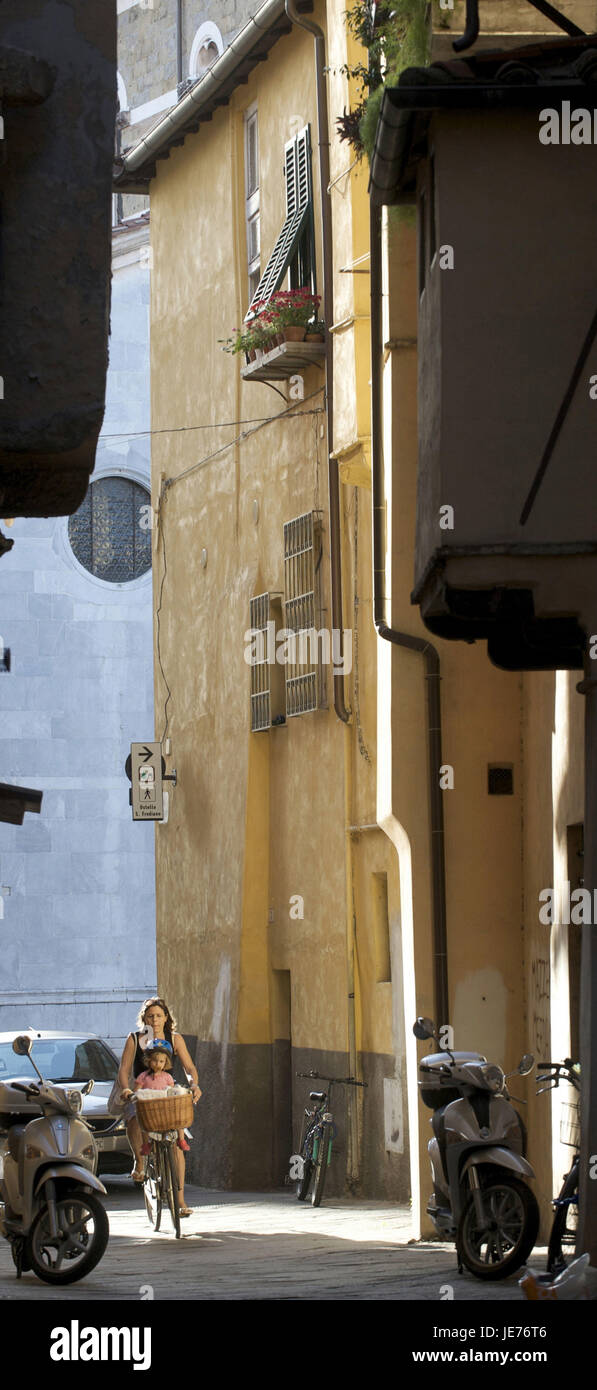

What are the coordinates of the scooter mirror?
(413, 1017, 436, 1041)
(518, 1054, 535, 1076)
(12, 1035, 32, 1057)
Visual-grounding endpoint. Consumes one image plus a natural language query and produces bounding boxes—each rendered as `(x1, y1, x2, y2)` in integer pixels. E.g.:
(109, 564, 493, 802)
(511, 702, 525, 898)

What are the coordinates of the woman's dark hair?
(136, 996, 178, 1039)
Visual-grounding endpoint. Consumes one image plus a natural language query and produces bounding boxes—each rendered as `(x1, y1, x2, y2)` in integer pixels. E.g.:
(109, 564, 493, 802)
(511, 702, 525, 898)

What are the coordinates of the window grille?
(248, 593, 285, 732)
(246, 125, 315, 318)
(249, 592, 271, 731)
(283, 510, 323, 717)
(68, 475, 151, 583)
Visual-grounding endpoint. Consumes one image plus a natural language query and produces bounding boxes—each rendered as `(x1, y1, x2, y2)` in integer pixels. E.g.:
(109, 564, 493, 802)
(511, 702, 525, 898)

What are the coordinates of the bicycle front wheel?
(166, 1145, 181, 1239)
(143, 1145, 162, 1232)
(548, 1161, 579, 1274)
(312, 1123, 332, 1208)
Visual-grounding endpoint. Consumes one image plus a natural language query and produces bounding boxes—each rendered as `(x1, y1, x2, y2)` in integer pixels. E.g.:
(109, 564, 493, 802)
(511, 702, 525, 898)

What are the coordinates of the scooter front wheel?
(457, 1176, 539, 1281)
(27, 1190, 109, 1285)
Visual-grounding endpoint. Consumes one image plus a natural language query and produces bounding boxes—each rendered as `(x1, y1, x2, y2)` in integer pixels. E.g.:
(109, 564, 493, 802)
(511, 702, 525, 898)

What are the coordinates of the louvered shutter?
(246, 125, 313, 318)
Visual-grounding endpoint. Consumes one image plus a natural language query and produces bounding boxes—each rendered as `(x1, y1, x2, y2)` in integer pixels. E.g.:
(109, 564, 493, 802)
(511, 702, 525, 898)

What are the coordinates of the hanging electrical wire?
(153, 384, 326, 738)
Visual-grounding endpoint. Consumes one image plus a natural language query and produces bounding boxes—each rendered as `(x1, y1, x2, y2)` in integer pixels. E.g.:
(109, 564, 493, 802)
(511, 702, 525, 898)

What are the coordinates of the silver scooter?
(0, 1034, 109, 1284)
(414, 1017, 538, 1279)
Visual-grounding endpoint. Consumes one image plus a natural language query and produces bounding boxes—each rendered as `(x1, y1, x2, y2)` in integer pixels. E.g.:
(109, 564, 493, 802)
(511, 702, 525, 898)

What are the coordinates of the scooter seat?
(7, 1126, 26, 1162)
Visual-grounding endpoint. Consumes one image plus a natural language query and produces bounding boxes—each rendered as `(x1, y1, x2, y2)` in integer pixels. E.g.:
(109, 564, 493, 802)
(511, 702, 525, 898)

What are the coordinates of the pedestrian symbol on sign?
(127, 742, 165, 821)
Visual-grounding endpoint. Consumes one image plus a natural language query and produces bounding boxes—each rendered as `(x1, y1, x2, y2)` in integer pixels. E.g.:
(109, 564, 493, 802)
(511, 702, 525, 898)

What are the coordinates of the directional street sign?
(129, 742, 164, 821)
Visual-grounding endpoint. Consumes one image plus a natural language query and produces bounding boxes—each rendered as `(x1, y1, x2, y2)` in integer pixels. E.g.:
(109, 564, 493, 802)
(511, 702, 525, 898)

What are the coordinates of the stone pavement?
(0, 1177, 549, 1301)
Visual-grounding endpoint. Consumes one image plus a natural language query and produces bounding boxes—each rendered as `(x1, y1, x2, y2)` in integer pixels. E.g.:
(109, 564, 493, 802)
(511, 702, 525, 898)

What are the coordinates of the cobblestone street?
(0, 1178, 548, 1301)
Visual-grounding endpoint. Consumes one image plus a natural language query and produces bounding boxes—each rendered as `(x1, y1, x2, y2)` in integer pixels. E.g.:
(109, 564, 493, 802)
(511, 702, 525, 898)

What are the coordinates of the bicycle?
(133, 1092, 193, 1240)
(295, 1071, 367, 1207)
(536, 1057, 580, 1274)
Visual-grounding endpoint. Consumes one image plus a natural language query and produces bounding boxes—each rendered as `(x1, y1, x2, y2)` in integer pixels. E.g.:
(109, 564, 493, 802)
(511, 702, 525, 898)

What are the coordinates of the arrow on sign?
(140, 746, 154, 762)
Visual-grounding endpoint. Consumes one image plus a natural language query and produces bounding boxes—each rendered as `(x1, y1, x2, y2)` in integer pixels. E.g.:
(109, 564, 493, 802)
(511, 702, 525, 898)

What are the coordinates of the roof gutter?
(115, 0, 293, 181)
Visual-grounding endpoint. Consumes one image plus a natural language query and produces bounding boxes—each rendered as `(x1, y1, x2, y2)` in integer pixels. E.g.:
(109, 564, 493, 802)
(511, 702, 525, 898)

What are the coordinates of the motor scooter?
(0, 1034, 109, 1284)
(413, 1016, 539, 1279)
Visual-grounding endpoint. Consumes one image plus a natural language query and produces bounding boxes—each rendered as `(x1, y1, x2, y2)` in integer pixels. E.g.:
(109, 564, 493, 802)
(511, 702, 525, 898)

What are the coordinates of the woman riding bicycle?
(118, 996, 201, 1216)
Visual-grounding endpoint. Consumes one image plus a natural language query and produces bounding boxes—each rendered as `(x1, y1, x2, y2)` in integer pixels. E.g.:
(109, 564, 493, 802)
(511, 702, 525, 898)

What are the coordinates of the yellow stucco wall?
(148, 2, 409, 1194)
(147, 0, 581, 1212)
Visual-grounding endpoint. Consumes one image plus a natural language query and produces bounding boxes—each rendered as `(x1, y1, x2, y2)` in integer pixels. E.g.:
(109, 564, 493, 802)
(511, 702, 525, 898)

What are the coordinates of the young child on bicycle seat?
(122, 1039, 190, 1153)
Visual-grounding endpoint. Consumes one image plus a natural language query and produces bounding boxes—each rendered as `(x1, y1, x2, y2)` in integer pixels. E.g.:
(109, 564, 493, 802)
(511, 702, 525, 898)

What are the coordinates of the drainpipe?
(284, 0, 350, 727)
(370, 198, 449, 1027)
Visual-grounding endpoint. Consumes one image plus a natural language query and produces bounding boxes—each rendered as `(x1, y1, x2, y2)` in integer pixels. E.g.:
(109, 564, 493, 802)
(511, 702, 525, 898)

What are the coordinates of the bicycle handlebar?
(296, 1071, 367, 1087)
(537, 1059, 576, 1070)
(536, 1059, 580, 1092)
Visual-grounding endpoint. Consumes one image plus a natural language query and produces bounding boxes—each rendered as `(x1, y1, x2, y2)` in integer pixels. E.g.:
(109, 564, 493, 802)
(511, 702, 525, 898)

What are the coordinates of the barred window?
(68, 475, 151, 583)
(284, 510, 324, 717)
(249, 592, 284, 732)
(250, 592, 271, 732)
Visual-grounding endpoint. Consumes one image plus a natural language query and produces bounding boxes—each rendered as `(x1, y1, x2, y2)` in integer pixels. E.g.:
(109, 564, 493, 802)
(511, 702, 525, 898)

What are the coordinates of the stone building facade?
(0, 214, 155, 1054)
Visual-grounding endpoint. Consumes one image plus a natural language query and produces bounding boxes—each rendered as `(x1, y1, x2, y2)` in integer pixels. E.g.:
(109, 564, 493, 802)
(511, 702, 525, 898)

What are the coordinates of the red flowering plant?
(221, 289, 323, 358)
(265, 288, 321, 329)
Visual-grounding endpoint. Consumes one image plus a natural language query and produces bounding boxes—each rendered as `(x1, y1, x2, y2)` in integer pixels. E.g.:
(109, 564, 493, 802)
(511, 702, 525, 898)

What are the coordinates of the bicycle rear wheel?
(297, 1152, 314, 1201)
(143, 1144, 162, 1232)
(166, 1144, 181, 1238)
(547, 1160, 579, 1274)
(312, 1123, 332, 1208)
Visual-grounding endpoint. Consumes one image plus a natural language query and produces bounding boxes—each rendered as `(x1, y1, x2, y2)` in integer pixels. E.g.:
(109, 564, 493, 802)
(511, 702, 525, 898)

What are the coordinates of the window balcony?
(240, 339, 325, 382)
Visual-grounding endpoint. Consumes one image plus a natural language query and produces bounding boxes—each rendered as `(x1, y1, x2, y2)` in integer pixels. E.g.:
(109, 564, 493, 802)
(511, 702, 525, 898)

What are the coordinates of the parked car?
(0, 1029, 131, 1175)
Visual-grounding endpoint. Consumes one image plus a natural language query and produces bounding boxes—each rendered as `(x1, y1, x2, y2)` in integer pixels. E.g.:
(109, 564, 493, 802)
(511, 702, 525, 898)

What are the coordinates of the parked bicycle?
(537, 1057, 580, 1274)
(295, 1071, 367, 1207)
(134, 1090, 194, 1239)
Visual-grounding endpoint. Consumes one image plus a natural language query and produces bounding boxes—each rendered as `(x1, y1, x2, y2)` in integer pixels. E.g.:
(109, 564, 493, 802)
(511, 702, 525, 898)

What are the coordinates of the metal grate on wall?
(283, 510, 323, 718)
(68, 475, 151, 583)
(249, 592, 272, 732)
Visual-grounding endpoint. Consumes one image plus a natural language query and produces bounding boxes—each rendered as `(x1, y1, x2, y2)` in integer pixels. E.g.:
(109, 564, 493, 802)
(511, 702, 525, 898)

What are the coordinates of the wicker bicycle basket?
(560, 1099, 580, 1149)
(136, 1092, 193, 1133)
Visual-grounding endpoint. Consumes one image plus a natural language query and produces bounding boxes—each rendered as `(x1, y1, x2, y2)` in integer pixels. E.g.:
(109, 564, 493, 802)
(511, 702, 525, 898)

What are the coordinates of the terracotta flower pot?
(248, 348, 257, 362)
(283, 326, 306, 342)
(305, 332, 324, 343)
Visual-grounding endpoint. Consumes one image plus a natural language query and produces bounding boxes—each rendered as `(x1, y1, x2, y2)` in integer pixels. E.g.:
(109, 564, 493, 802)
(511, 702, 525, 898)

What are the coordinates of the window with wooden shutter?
(246, 125, 315, 318)
(244, 106, 260, 303)
(283, 511, 324, 717)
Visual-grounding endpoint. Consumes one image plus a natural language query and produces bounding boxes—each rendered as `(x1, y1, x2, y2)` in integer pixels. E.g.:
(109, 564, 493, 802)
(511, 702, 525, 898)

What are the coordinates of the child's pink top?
(135, 1070, 172, 1090)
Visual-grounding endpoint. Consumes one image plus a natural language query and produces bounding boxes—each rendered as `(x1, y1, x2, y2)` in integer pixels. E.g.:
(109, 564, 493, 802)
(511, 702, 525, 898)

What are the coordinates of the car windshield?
(0, 1038, 118, 1084)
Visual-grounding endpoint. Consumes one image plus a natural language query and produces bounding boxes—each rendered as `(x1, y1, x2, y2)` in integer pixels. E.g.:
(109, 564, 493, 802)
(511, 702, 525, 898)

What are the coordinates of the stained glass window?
(68, 476, 151, 583)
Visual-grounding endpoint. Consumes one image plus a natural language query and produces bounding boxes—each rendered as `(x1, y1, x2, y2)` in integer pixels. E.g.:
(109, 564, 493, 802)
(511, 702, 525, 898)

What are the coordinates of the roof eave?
(114, 0, 313, 191)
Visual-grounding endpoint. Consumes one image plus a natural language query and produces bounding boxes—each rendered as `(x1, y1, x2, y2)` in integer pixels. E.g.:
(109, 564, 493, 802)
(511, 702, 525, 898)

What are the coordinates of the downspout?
(285, 0, 360, 1188)
(370, 198, 449, 1027)
(284, 0, 350, 726)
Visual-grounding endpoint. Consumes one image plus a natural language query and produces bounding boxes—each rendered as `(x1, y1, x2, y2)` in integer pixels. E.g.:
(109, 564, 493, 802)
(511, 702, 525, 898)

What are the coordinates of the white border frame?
(189, 22, 225, 78)
(117, 70, 128, 114)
